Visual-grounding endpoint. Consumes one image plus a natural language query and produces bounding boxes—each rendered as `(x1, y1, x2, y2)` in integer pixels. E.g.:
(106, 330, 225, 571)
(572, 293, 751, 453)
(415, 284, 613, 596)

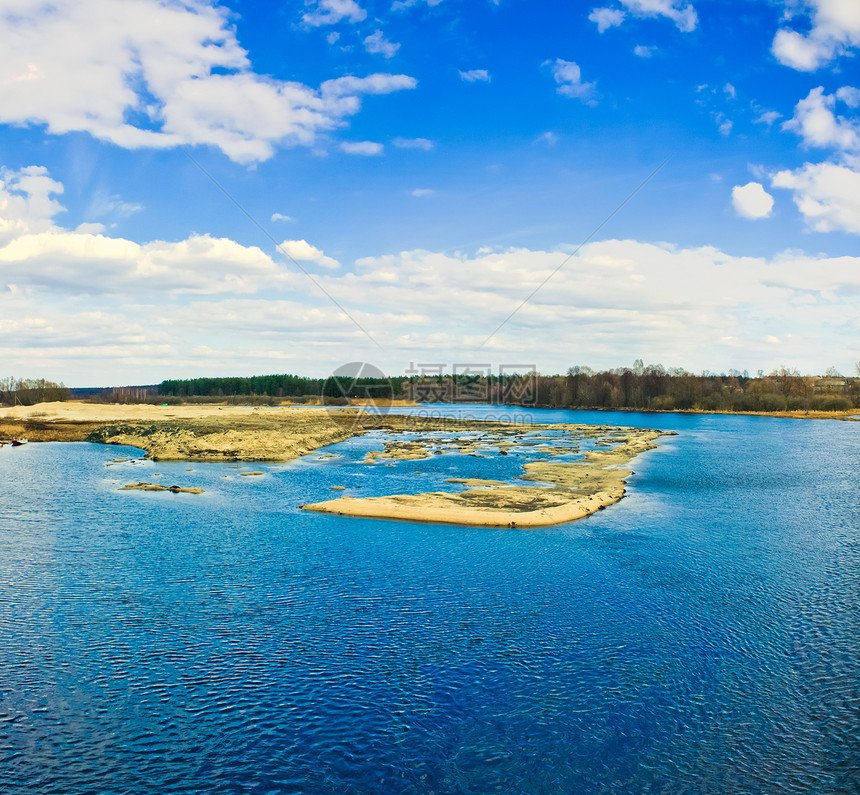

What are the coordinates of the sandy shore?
(0, 401, 374, 461)
(302, 425, 669, 528)
(2, 401, 671, 528)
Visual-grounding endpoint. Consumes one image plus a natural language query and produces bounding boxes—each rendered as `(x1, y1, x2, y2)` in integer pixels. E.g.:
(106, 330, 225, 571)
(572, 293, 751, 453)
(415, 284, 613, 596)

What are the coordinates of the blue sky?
(0, 0, 858, 385)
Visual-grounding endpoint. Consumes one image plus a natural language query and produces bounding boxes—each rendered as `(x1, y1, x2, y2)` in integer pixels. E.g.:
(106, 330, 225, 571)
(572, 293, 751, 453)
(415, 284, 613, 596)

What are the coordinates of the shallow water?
(1, 407, 858, 794)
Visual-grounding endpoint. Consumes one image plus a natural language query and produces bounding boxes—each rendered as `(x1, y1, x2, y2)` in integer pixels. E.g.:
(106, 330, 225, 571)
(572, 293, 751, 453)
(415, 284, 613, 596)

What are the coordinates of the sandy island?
(1, 401, 672, 528)
(301, 424, 669, 527)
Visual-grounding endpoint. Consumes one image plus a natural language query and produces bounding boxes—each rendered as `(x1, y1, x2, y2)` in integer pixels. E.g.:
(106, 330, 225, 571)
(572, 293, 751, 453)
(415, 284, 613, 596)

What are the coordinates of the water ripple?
(1, 414, 858, 794)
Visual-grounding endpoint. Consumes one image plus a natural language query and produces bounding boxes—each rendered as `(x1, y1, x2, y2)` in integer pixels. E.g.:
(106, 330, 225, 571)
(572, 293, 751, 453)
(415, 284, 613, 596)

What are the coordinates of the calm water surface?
(1, 406, 858, 794)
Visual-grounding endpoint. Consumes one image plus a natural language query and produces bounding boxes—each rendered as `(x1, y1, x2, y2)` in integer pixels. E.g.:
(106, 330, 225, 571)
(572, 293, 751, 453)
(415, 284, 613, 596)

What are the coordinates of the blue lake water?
(1, 405, 858, 794)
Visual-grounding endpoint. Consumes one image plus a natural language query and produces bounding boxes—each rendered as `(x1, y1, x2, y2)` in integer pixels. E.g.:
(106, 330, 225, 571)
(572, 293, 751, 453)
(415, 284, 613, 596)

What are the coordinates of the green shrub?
(812, 395, 852, 411)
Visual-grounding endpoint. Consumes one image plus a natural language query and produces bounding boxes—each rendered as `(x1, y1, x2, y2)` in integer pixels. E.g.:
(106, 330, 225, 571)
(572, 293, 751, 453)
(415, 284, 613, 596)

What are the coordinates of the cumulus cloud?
(0, 0, 414, 163)
(0, 166, 66, 245)
(836, 86, 860, 108)
(0, 164, 288, 294)
(772, 162, 860, 234)
(732, 182, 775, 219)
(302, 0, 367, 27)
(279, 239, 341, 269)
(364, 30, 400, 58)
(771, 86, 860, 235)
(0, 229, 286, 295)
(271, 213, 293, 223)
(548, 59, 596, 103)
(3, 164, 857, 381)
(459, 69, 491, 83)
(771, 0, 860, 71)
(589, 7, 625, 32)
(340, 140, 384, 155)
(589, 0, 697, 33)
(783, 87, 860, 152)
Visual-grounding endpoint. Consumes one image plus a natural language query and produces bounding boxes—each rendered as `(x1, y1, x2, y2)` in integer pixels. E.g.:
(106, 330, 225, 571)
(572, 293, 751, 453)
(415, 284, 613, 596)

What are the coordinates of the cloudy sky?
(1, 0, 858, 385)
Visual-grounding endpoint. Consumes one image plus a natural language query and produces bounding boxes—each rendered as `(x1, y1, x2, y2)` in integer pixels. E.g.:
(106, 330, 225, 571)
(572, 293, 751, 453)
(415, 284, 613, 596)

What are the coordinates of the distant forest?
(158, 373, 408, 402)
(156, 363, 860, 413)
(4, 366, 855, 413)
(521, 365, 858, 412)
(0, 378, 70, 406)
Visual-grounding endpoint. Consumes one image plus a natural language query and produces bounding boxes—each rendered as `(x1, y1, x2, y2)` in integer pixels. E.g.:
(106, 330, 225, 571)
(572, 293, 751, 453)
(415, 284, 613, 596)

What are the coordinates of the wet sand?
(302, 426, 669, 528)
(2, 401, 671, 527)
(0, 402, 378, 461)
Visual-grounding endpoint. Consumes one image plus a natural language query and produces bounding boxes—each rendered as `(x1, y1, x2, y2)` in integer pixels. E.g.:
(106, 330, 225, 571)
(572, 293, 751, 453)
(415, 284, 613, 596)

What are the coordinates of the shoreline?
(301, 424, 669, 528)
(301, 489, 623, 528)
(1, 401, 670, 528)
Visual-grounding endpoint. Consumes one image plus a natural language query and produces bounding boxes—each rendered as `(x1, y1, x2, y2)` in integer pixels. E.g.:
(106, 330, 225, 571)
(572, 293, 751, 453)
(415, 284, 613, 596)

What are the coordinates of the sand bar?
(0, 402, 388, 461)
(2, 401, 672, 527)
(302, 425, 670, 528)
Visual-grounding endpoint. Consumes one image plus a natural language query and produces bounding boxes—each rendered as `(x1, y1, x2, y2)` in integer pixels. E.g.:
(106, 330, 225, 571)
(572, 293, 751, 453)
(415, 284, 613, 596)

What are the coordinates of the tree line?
(0, 377, 70, 406)
(158, 373, 408, 401)
(158, 363, 858, 413)
(9, 365, 853, 414)
(429, 363, 858, 413)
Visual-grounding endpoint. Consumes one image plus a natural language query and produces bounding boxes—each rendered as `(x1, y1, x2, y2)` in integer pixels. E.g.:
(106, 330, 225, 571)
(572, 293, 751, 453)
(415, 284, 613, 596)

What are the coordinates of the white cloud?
(0, 0, 414, 163)
(0, 228, 287, 296)
(410, 188, 435, 197)
(549, 59, 596, 103)
(340, 140, 384, 155)
(279, 239, 341, 269)
(75, 222, 107, 235)
(302, 0, 367, 27)
(320, 73, 417, 98)
(535, 131, 559, 146)
(271, 213, 293, 223)
(731, 182, 775, 219)
(392, 0, 445, 10)
(623, 0, 697, 31)
(0, 166, 66, 245)
(771, 0, 860, 71)
(783, 87, 860, 151)
(364, 30, 400, 58)
(754, 109, 781, 126)
(590, 0, 697, 33)
(772, 162, 860, 234)
(589, 7, 625, 32)
(3, 164, 857, 381)
(0, 165, 290, 295)
(723, 82, 736, 99)
(633, 44, 657, 57)
(459, 69, 491, 83)
(392, 137, 435, 150)
(836, 86, 860, 108)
